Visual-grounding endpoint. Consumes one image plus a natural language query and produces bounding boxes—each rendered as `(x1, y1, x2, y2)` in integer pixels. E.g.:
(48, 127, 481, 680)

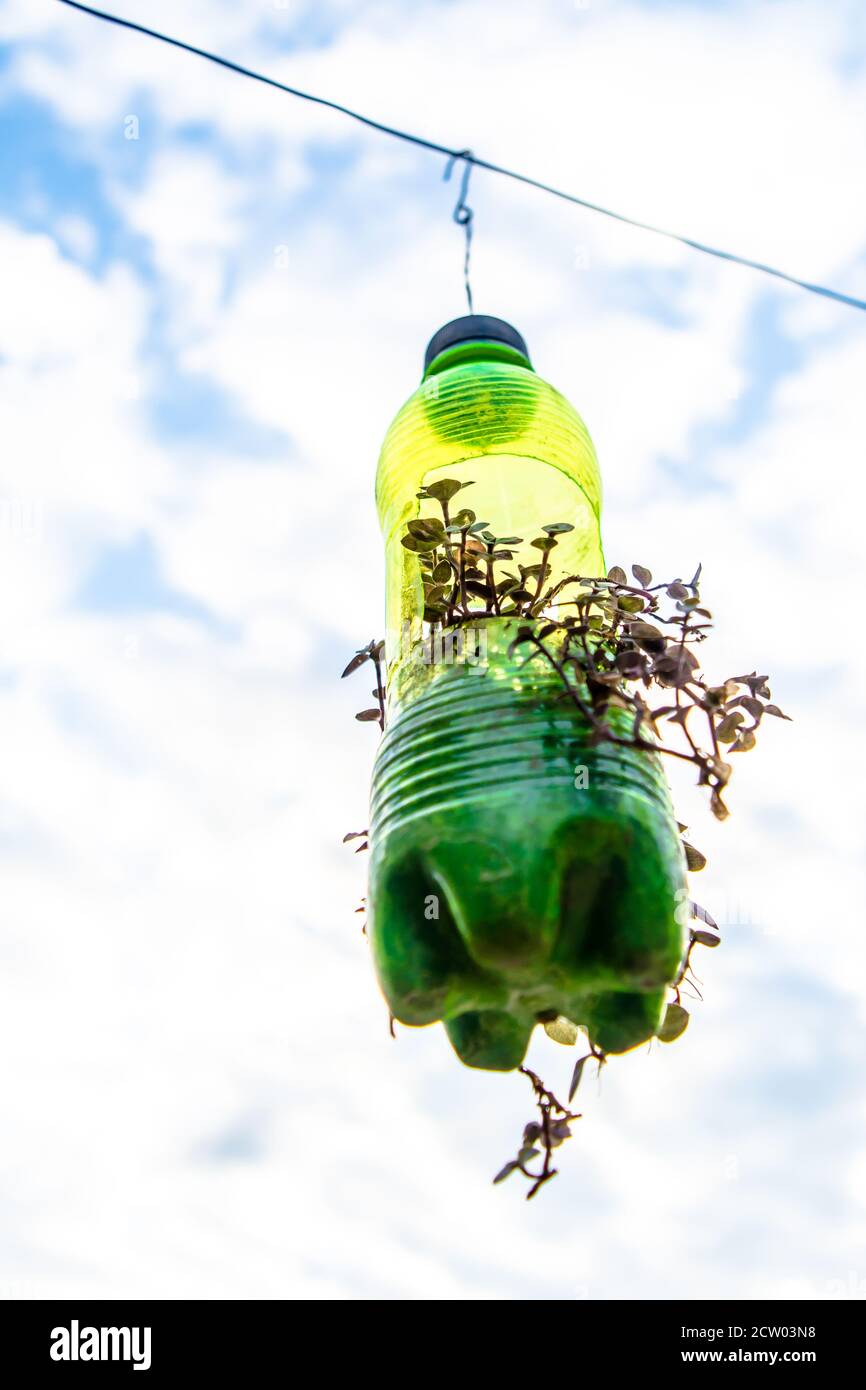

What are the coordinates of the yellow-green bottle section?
(369, 342, 687, 1070)
(376, 341, 605, 695)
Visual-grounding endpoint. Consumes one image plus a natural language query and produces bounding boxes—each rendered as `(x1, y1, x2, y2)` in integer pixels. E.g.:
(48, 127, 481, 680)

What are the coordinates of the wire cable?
(55, 0, 866, 313)
(444, 150, 474, 313)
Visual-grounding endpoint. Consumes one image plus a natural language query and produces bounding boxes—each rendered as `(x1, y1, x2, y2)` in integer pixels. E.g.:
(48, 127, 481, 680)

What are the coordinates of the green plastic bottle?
(368, 316, 687, 1071)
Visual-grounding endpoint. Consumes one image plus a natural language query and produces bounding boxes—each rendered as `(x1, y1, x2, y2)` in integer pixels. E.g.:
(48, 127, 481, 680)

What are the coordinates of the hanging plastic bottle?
(368, 315, 687, 1071)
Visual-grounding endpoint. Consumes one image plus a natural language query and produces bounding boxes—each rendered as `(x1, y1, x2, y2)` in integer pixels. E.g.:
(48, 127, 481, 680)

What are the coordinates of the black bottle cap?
(423, 315, 530, 371)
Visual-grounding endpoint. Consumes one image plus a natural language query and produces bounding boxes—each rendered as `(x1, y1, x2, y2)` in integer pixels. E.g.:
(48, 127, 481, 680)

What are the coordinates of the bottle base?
(368, 626, 688, 1070)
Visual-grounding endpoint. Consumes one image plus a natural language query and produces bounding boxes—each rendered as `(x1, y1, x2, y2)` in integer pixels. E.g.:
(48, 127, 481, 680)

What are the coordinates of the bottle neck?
(423, 340, 534, 380)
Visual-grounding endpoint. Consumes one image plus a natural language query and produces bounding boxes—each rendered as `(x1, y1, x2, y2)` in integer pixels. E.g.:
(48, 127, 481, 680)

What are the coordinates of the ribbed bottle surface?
(367, 635, 687, 1069)
(376, 357, 602, 540)
(375, 347, 606, 679)
(371, 652, 674, 842)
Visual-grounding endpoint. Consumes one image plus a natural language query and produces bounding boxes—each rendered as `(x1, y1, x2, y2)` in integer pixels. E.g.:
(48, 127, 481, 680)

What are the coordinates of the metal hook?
(444, 149, 475, 313)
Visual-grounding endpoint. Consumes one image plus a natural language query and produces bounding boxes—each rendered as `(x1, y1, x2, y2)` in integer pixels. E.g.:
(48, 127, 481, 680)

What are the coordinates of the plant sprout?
(342, 481, 790, 1198)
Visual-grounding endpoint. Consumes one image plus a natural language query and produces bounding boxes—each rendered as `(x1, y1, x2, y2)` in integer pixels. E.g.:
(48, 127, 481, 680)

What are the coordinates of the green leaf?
(653, 649, 700, 685)
(631, 564, 652, 586)
(493, 1160, 519, 1184)
(615, 649, 647, 678)
(657, 1002, 689, 1043)
(716, 711, 744, 742)
(607, 565, 628, 585)
(543, 1016, 579, 1046)
(340, 650, 369, 678)
(709, 757, 732, 786)
(425, 479, 464, 502)
(401, 534, 439, 553)
(531, 536, 558, 551)
(408, 517, 445, 538)
(764, 704, 792, 720)
(506, 627, 535, 656)
(542, 522, 575, 535)
(568, 1054, 590, 1102)
(683, 842, 707, 872)
(629, 620, 666, 652)
(423, 585, 449, 606)
(691, 929, 720, 948)
(733, 671, 769, 696)
(737, 695, 764, 720)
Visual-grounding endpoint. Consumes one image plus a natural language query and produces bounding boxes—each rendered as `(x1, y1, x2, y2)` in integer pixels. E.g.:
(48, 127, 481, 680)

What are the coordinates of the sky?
(0, 0, 864, 1300)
